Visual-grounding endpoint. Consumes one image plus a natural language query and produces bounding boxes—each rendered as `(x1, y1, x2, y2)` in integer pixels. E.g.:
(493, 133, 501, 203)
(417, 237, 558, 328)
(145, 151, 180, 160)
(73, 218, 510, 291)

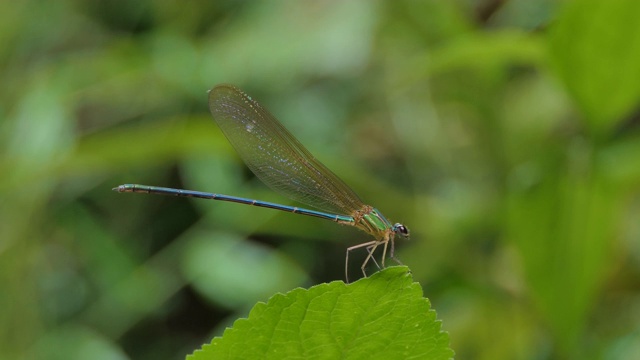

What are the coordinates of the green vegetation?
(189, 267, 452, 360)
(1, 0, 639, 359)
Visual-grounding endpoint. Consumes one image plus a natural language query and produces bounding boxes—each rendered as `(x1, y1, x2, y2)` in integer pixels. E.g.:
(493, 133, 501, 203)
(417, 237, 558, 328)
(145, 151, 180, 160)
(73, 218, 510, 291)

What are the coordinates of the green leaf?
(548, 0, 640, 135)
(506, 163, 619, 354)
(187, 266, 453, 360)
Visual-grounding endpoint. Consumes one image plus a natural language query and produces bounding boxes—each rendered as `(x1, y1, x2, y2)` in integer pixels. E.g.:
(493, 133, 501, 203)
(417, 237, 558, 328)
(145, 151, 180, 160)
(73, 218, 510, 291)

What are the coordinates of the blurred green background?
(2, 0, 640, 359)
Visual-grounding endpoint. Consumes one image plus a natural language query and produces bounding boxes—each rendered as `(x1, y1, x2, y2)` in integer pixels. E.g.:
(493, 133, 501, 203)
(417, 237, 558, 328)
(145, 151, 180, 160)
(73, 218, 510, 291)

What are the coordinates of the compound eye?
(394, 223, 410, 237)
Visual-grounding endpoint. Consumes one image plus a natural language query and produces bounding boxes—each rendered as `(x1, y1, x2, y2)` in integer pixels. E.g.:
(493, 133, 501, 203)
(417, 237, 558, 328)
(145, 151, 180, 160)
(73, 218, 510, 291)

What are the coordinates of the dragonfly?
(114, 84, 410, 282)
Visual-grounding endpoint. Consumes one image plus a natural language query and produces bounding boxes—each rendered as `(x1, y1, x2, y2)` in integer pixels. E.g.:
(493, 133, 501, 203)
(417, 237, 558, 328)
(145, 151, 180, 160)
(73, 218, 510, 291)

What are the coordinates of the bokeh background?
(2, 0, 640, 359)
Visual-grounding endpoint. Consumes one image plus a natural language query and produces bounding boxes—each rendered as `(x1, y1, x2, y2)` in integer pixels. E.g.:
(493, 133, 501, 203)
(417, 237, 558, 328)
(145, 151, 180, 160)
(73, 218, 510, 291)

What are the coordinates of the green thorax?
(360, 208, 393, 235)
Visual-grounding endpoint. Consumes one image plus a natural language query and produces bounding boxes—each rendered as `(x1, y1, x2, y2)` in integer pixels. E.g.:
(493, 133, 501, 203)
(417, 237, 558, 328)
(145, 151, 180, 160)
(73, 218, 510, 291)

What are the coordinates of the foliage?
(1, 0, 640, 359)
(189, 267, 452, 360)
